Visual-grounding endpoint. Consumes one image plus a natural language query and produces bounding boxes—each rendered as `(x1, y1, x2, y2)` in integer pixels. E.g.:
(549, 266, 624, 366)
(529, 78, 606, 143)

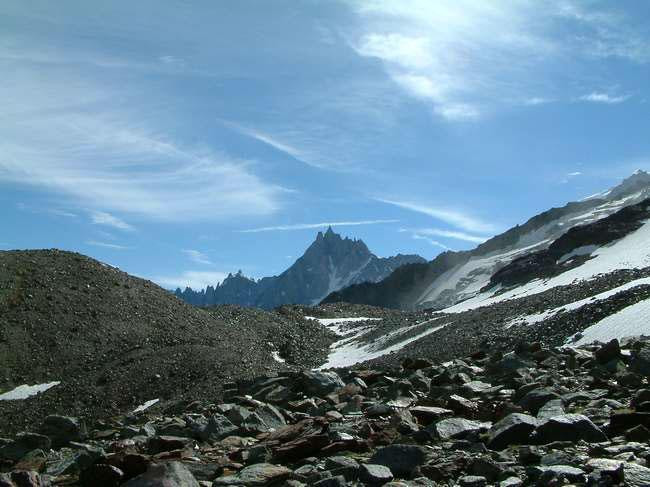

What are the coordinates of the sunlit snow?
(0, 381, 60, 400)
(571, 297, 650, 346)
(133, 398, 160, 413)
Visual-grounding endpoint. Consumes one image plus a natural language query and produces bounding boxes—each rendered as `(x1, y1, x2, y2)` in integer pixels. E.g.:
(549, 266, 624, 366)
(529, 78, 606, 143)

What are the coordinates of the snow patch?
(305, 316, 381, 336)
(271, 351, 286, 363)
(0, 381, 60, 400)
(570, 297, 650, 346)
(133, 398, 160, 413)
(557, 245, 598, 264)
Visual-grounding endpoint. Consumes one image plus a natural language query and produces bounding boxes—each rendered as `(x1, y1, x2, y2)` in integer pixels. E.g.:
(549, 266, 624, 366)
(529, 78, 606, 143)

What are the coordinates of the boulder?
(369, 444, 426, 478)
(433, 418, 491, 440)
(534, 414, 606, 444)
(213, 463, 292, 486)
(40, 415, 86, 447)
(300, 371, 345, 396)
(122, 462, 199, 487)
(359, 464, 394, 485)
(488, 414, 539, 450)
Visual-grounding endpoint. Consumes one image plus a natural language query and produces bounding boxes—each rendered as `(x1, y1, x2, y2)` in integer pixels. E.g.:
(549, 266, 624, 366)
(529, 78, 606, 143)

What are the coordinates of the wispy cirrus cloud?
(348, 1, 649, 121)
(153, 271, 228, 290)
(406, 228, 488, 244)
(579, 92, 631, 104)
(239, 219, 399, 233)
(411, 233, 450, 250)
(182, 249, 213, 266)
(86, 240, 129, 250)
(376, 198, 495, 234)
(90, 211, 134, 231)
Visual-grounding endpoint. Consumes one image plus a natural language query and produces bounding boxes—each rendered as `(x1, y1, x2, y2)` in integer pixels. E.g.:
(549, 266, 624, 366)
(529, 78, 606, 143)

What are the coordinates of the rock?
(14, 449, 47, 472)
(122, 462, 199, 486)
(81, 464, 124, 487)
(0, 433, 51, 461)
(369, 444, 427, 478)
(594, 339, 621, 364)
(625, 424, 650, 442)
(534, 414, 606, 444)
(518, 388, 561, 415)
(586, 458, 650, 487)
(191, 414, 238, 441)
(255, 404, 286, 431)
(447, 395, 479, 418)
(313, 476, 347, 487)
(499, 477, 523, 486)
(300, 371, 345, 396)
(4, 470, 43, 487)
(530, 465, 586, 483)
(390, 410, 418, 435)
(488, 414, 539, 450)
(360, 464, 394, 485)
(40, 415, 86, 447)
(409, 407, 453, 425)
(147, 436, 193, 454)
(212, 463, 292, 486)
(630, 347, 650, 376)
(536, 399, 564, 420)
(458, 476, 487, 487)
(433, 418, 491, 441)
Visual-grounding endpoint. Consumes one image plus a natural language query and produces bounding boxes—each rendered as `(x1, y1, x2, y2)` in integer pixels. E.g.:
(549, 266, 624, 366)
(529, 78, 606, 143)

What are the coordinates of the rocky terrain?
(176, 228, 424, 309)
(3, 336, 650, 486)
(0, 250, 336, 435)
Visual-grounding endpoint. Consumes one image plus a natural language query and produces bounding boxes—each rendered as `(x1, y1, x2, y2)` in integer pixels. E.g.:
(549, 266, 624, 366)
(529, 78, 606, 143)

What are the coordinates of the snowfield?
(571, 297, 650, 346)
(444, 220, 650, 313)
(311, 316, 449, 369)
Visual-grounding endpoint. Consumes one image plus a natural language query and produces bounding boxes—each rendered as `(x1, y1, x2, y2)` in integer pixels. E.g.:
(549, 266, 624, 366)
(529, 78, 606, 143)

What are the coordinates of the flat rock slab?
(213, 463, 292, 486)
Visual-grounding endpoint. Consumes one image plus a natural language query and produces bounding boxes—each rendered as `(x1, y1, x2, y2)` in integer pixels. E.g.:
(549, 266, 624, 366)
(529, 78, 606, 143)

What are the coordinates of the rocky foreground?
(3, 337, 650, 486)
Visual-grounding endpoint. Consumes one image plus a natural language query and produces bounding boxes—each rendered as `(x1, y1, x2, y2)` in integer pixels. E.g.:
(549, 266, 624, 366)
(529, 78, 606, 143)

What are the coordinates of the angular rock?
(433, 418, 491, 441)
(488, 413, 539, 450)
(122, 462, 199, 487)
(213, 463, 292, 486)
(534, 414, 606, 444)
(80, 463, 124, 487)
(360, 464, 394, 485)
(594, 339, 621, 364)
(369, 444, 426, 478)
(300, 371, 345, 396)
(518, 388, 561, 415)
(40, 415, 86, 447)
(0, 433, 51, 461)
(458, 476, 487, 487)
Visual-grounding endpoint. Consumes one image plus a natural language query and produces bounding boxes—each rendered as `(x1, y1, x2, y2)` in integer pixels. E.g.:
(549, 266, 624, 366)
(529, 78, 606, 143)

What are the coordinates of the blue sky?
(1, 0, 649, 289)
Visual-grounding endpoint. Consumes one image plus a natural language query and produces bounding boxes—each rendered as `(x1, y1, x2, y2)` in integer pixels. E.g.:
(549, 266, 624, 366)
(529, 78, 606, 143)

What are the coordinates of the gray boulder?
(369, 444, 426, 478)
(212, 463, 293, 486)
(534, 414, 607, 444)
(433, 418, 491, 440)
(360, 464, 394, 485)
(488, 414, 539, 450)
(40, 415, 86, 447)
(123, 462, 199, 487)
(299, 371, 345, 396)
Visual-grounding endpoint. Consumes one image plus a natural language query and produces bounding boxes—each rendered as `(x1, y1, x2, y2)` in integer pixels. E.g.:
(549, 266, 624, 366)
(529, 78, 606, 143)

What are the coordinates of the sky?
(1, 0, 649, 290)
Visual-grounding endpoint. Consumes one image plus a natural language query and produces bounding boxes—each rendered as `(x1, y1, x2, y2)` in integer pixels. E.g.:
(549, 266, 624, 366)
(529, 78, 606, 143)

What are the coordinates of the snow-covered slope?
(325, 170, 650, 311)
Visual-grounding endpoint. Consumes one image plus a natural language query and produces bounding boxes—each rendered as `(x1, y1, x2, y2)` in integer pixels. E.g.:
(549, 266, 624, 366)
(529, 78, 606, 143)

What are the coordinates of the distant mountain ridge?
(175, 227, 425, 309)
(324, 170, 650, 310)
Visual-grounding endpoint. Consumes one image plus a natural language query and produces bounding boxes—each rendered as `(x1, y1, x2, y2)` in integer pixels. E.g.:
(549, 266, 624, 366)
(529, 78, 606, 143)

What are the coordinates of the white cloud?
(86, 240, 129, 250)
(376, 198, 495, 234)
(579, 92, 630, 104)
(239, 219, 399, 233)
(349, 1, 648, 120)
(182, 249, 213, 266)
(90, 211, 134, 231)
(413, 228, 488, 244)
(153, 271, 228, 290)
(412, 233, 450, 250)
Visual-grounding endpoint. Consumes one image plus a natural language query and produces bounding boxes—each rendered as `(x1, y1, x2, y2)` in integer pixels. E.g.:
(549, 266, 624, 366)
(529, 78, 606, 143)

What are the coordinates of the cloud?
(376, 198, 495, 234)
(153, 271, 228, 290)
(410, 228, 488, 244)
(86, 240, 129, 250)
(349, 1, 649, 120)
(90, 211, 134, 231)
(16, 203, 78, 218)
(567, 171, 583, 177)
(182, 249, 213, 266)
(239, 219, 399, 233)
(579, 92, 630, 104)
(412, 233, 450, 250)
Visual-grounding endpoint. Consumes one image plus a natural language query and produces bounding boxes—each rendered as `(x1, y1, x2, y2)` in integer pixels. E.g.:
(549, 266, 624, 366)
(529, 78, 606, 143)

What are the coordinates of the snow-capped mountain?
(324, 170, 650, 311)
(175, 227, 425, 309)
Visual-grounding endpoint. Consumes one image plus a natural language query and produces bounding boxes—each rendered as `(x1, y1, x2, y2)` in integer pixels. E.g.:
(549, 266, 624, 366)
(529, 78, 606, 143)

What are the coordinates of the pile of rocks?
(2, 337, 650, 486)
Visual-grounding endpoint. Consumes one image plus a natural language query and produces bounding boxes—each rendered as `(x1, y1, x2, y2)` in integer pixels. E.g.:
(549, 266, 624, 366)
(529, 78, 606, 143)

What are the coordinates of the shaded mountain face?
(175, 227, 425, 309)
(325, 170, 650, 310)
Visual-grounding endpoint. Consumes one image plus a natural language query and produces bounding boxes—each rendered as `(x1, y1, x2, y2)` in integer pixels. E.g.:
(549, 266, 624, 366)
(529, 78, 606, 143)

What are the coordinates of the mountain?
(175, 227, 425, 309)
(0, 249, 335, 434)
(324, 170, 650, 310)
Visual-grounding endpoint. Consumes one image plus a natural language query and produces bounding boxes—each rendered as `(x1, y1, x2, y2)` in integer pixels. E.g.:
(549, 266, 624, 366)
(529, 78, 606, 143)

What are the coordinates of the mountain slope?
(325, 171, 650, 310)
(176, 228, 425, 309)
(0, 250, 334, 433)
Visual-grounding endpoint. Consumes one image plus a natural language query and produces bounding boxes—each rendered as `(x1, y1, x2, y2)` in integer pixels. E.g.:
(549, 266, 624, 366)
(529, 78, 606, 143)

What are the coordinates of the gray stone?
(458, 476, 487, 487)
(433, 418, 491, 440)
(499, 477, 523, 487)
(0, 432, 51, 461)
(190, 414, 238, 442)
(40, 415, 87, 447)
(369, 444, 427, 477)
(488, 413, 538, 450)
(586, 458, 650, 487)
(360, 464, 394, 485)
(630, 347, 650, 376)
(518, 388, 561, 415)
(212, 463, 292, 486)
(536, 399, 565, 420)
(123, 462, 199, 487)
(534, 414, 607, 444)
(313, 476, 347, 487)
(300, 371, 345, 396)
